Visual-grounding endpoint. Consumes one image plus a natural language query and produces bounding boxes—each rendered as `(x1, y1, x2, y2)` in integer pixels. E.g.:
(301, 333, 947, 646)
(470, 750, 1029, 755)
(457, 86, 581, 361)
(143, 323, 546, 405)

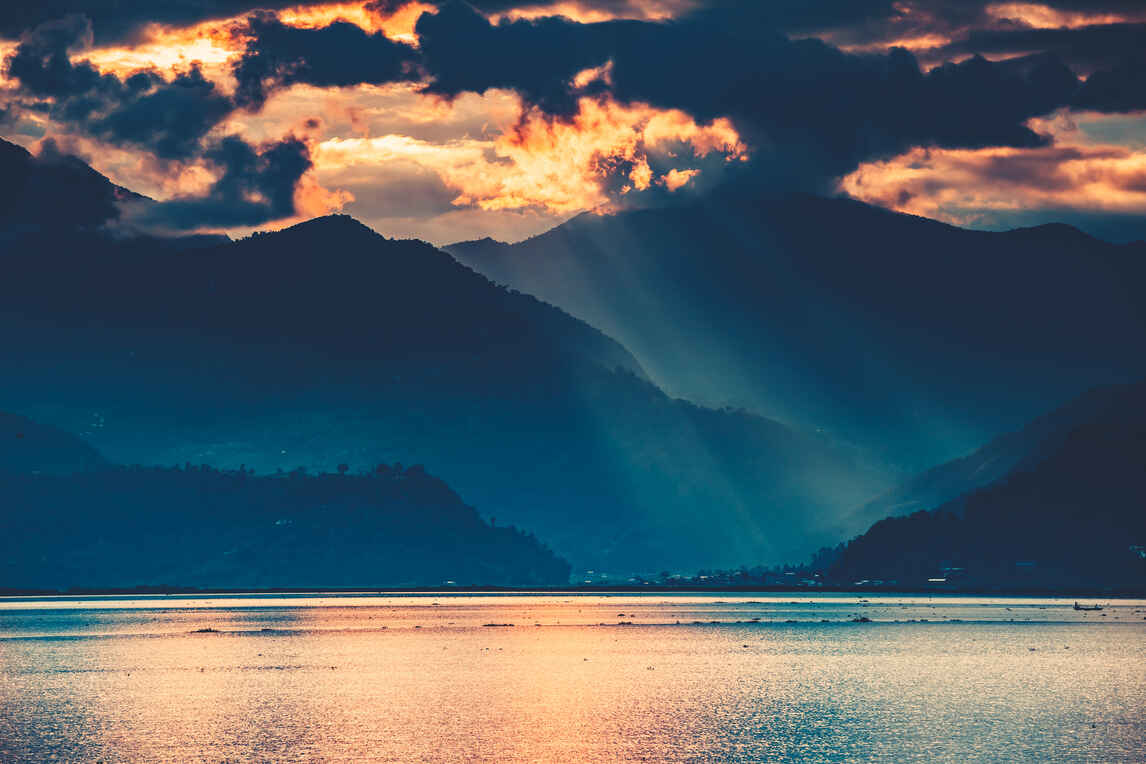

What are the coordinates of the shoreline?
(2, 585, 1143, 598)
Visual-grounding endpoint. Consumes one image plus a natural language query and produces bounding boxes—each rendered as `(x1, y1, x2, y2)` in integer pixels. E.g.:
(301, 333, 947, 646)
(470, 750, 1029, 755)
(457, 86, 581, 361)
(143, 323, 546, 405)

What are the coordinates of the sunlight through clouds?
(839, 111, 1146, 236)
(314, 96, 747, 215)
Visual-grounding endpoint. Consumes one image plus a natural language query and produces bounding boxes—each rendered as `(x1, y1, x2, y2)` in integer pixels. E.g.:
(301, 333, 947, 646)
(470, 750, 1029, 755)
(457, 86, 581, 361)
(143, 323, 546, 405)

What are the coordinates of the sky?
(2, 0, 1145, 244)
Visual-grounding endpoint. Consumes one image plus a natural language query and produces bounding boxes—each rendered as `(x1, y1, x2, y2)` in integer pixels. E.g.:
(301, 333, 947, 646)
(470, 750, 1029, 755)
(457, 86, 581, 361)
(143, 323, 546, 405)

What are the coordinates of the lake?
(1, 593, 1144, 762)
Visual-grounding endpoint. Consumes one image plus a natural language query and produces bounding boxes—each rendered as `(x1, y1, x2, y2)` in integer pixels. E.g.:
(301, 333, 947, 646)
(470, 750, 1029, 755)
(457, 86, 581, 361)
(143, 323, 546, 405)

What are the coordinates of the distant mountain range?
(829, 379, 1146, 590)
(0, 413, 570, 590)
(5, 136, 1142, 585)
(0, 139, 892, 574)
(448, 193, 1146, 472)
(848, 379, 1146, 530)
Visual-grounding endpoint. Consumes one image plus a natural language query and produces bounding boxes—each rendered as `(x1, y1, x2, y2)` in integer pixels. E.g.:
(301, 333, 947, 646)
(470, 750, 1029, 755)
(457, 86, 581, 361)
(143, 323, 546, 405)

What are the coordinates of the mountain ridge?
(829, 379, 1146, 589)
(0, 415, 572, 589)
(849, 379, 1146, 528)
(446, 191, 1146, 471)
(0, 148, 893, 573)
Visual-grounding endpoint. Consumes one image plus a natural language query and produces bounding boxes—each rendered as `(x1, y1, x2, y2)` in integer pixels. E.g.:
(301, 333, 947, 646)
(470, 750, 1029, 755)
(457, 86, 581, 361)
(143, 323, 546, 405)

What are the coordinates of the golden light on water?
(2, 595, 1145, 761)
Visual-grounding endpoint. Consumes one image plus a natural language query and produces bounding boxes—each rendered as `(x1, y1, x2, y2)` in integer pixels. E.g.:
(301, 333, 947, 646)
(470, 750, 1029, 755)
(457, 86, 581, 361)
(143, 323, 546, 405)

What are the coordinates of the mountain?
(447, 192, 1146, 472)
(849, 380, 1146, 528)
(828, 380, 1146, 590)
(0, 152, 894, 573)
(0, 411, 106, 474)
(0, 420, 571, 590)
(0, 138, 145, 230)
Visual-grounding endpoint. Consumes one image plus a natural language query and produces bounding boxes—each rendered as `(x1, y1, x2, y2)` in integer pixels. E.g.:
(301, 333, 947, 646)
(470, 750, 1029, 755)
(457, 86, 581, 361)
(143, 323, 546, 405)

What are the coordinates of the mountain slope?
(849, 380, 1146, 527)
(0, 411, 107, 474)
(0, 138, 145, 230)
(0, 157, 894, 573)
(0, 420, 570, 589)
(447, 192, 1146, 471)
(828, 379, 1146, 589)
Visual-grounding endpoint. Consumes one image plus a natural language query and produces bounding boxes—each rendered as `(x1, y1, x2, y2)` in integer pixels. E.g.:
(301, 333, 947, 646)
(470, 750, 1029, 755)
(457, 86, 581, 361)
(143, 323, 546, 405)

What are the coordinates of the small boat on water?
(1073, 602, 1103, 611)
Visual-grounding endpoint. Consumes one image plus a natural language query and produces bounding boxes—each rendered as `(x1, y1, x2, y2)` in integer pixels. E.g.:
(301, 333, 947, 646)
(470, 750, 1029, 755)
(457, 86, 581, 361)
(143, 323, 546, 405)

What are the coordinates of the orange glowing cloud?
(661, 167, 699, 191)
(825, 1, 1144, 63)
(839, 113, 1146, 226)
(811, 1, 959, 57)
(277, 1, 436, 42)
(830, 33, 952, 55)
(983, 3, 1138, 29)
(294, 171, 357, 216)
(0, 40, 18, 91)
(495, 0, 695, 24)
(85, 20, 238, 79)
(74, 1, 432, 82)
(314, 94, 746, 214)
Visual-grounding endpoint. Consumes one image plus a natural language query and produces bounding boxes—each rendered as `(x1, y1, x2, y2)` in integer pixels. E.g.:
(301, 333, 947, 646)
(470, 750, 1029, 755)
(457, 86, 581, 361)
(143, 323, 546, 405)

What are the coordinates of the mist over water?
(2, 594, 1144, 762)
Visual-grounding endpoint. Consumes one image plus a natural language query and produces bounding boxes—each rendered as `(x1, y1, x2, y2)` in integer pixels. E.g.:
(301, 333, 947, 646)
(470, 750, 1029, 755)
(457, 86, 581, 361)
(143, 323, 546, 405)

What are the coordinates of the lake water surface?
(1, 593, 1144, 762)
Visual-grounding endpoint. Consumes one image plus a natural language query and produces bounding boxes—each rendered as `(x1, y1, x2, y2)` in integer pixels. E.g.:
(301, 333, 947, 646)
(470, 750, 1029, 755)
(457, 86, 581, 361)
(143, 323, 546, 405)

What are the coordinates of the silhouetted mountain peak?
(0, 137, 31, 163)
(273, 213, 380, 240)
(0, 412, 106, 475)
(0, 137, 147, 229)
(849, 378, 1146, 528)
(1002, 221, 1097, 244)
(450, 190, 1146, 471)
(446, 236, 511, 256)
(831, 378, 1146, 589)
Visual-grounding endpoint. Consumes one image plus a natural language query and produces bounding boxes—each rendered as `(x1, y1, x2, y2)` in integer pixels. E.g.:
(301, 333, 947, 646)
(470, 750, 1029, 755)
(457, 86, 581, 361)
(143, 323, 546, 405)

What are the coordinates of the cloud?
(6, 0, 1146, 239)
(786, 2, 1146, 70)
(931, 21, 1146, 72)
(317, 156, 460, 219)
(415, 3, 610, 116)
(2, 13, 359, 229)
(125, 135, 324, 229)
(0, 0, 698, 44)
(232, 11, 422, 109)
(312, 95, 745, 213)
(412, 3, 1090, 191)
(839, 112, 1146, 241)
(0, 1, 306, 44)
(1073, 50, 1146, 112)
(4, 15, 233, 159)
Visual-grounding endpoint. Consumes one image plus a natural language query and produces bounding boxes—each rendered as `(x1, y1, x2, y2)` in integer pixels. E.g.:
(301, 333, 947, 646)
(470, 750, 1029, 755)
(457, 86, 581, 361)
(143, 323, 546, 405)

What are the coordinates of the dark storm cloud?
(232, 12, 421, 109)
(131, 135, 314, 229)
(932, 22, 1146, 73)
(415, 2, 1085, 190)
(416, 3, 610, 116)
(4, 15, 233, 159)
(0, 0, 937, 45)
(6, 0, 1146, 229)
(89, 66, 235, 159)
(925, 22, 1146, 113)
(0, 1, 304, 44)
(1074, 53, 1146, 112)
(3, 15, 321, 228)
